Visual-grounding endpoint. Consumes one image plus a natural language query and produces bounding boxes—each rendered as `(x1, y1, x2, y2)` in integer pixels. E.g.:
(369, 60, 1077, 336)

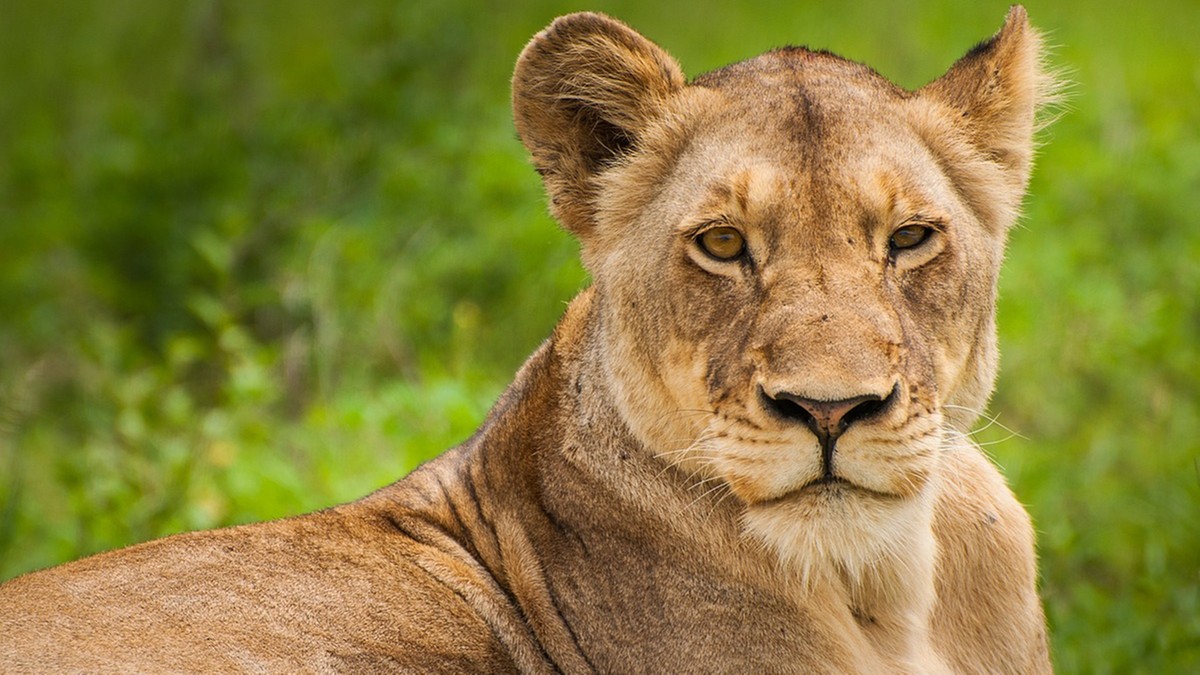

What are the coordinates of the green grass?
(1, 0, 1196, 670)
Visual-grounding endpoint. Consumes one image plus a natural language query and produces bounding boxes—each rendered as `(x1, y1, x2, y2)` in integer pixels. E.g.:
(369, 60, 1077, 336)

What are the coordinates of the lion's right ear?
(512, 13, 685, 238)
(918, 6, 1061, 230)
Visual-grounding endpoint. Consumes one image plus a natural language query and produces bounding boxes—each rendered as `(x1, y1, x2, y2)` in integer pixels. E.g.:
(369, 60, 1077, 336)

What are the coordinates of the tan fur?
(0, 8, 1054, 672)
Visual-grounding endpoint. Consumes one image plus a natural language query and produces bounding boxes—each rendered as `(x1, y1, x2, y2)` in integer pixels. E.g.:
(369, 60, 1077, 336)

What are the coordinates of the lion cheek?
(711, 446, 824, 505)
(836, 427, 944, 499)
(841, 460, 937, 501)
(602, 313, 719, 460)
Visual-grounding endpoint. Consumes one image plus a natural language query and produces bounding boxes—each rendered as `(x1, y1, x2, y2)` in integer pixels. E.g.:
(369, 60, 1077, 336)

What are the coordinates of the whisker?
(685, 472, 726, 490)
(653, 449, 721, 481)
(702, 485, 738, 523)
(943, 404, 1027, 441)
(970, 432, 1024, 448)
(682, 481, 729, 513)
(650, 407, 719, 428)
(652, 427, 725, 460)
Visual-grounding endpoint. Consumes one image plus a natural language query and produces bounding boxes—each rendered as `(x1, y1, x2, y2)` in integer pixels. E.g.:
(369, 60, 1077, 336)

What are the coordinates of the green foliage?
(0, 0, 1196, 670)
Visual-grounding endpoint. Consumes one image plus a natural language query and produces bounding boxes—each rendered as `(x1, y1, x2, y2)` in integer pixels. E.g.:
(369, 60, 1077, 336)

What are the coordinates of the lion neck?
(523, 285, 947, 672)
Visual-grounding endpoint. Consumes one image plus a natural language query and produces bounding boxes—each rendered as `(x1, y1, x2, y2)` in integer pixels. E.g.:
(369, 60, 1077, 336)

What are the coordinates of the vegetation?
(1, 0, 1195, 670)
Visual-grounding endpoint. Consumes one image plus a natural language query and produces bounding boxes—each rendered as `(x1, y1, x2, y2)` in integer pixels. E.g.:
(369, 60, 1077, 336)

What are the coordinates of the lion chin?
(743, 476, 938, 587)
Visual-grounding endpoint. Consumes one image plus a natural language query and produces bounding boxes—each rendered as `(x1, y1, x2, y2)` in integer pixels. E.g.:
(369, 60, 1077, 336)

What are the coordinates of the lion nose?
(761, 387, 896, 442)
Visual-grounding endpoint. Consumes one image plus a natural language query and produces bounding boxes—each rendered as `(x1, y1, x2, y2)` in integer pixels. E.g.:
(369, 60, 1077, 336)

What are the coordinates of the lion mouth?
(805, 475, 854, 491)
(765, 475, 902, 504)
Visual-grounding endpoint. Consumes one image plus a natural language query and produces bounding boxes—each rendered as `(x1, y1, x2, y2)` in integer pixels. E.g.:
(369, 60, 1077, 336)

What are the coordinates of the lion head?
(513, 9, 1053, 581)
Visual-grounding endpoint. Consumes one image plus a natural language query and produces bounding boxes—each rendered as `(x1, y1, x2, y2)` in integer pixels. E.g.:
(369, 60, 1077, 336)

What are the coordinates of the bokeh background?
(1, 0, 1196, 670)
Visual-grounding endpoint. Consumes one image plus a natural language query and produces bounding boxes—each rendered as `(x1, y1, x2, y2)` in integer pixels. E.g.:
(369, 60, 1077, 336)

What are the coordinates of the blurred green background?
(0, 0, 1196, 670)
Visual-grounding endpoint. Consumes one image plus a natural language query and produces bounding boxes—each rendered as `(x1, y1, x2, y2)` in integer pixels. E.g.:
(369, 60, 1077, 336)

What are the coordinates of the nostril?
(760, 388, 817, 429)
(840, 394, 889, 430)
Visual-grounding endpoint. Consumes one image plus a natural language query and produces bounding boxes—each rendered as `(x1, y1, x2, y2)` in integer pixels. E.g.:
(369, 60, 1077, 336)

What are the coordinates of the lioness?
(0, 7, 1055, 673)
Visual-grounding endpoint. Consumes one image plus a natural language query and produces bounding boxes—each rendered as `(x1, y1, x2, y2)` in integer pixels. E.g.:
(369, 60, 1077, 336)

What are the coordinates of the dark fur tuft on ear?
(921, 5, 1065, 194)
(512, 13, 684, 237)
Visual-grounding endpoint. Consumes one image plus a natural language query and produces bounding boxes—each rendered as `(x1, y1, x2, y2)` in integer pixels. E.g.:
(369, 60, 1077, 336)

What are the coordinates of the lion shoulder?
(932, 445, 1051, 673)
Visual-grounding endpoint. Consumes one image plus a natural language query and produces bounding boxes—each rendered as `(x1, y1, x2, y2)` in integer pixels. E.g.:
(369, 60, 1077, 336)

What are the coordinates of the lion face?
(514, 12, 1046, 570)
(595, 69, 998, 566)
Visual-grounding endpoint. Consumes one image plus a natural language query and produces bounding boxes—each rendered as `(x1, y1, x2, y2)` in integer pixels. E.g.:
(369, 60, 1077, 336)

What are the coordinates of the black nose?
(761, 386, 896, 443)
(761, 385, 897, 478)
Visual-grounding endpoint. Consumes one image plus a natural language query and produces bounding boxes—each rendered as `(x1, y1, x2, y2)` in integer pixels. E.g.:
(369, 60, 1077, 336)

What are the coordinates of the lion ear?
(512, 12, 685, 238)
(920, 5, 1054, 197)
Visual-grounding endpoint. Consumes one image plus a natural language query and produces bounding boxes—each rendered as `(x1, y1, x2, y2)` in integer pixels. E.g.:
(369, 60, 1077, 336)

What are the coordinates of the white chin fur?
(741, 483, 937, 592)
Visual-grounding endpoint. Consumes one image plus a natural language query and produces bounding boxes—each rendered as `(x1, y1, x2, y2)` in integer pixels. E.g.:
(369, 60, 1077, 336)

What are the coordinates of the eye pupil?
(699, 227, 745, 260)
(890, 225, 930, 251)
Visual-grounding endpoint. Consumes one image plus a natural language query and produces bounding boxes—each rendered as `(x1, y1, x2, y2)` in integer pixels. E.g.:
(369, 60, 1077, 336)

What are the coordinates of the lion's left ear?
(512, 13, 685, 240)
(920, 6, 1055, 204)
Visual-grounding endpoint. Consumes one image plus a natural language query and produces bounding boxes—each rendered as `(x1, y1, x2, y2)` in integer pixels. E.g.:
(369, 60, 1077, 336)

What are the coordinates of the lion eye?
(698, 227, 746, 261)
(889, 224, 932, 252)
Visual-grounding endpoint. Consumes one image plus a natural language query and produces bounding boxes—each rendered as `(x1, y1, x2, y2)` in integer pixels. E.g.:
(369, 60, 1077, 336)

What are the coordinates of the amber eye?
(889, 224, 932, 252)
(698, 226, 746, 260)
